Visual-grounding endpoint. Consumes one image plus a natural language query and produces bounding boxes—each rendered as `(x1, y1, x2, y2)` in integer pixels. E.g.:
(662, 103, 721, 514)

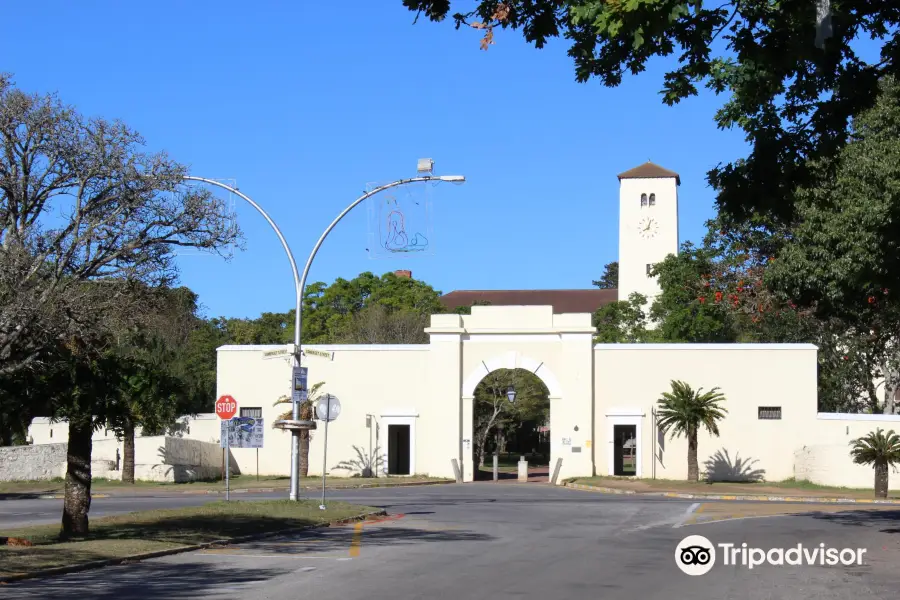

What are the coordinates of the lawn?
(0, 499, 378, 578)
(569, 476, 900, 499)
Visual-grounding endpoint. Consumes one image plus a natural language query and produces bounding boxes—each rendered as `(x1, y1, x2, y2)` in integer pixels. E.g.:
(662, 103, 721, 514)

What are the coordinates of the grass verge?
(568, 476, 899, 499)
(0, 499, 376, 578)
(0, 474, 451, 496)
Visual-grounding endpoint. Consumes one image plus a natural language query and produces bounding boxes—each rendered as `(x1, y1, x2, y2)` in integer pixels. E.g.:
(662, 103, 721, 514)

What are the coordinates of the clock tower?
(616, 161, 680, 306)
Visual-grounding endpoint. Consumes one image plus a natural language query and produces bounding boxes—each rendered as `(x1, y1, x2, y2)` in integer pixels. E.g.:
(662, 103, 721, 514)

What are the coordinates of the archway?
(470, 368, 550, 481)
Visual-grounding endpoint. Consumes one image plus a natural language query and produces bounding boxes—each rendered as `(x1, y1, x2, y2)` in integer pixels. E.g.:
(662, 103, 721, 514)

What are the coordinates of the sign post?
(316, 394, 341, 510)
(216, 395, 238, 501)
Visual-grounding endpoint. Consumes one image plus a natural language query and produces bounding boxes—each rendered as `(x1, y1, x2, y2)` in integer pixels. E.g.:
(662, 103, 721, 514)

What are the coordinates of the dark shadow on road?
(811, 509, 900, 534)
(0, 492, 54, 501)
(6, 562, 291, 599)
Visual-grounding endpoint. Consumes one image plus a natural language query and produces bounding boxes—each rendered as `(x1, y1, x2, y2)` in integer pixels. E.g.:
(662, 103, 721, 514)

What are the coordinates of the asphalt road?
(5, 484, 900, 599)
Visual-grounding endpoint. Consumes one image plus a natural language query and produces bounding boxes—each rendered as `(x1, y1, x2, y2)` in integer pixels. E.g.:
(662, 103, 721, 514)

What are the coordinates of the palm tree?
(655, 380, 728, 482)
(849, 428, 900, 498)
(273, 381, 325, 478)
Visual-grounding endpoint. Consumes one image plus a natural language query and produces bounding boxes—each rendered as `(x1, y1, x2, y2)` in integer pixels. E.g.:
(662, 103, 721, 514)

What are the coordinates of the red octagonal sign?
(216, 395, 238, 420)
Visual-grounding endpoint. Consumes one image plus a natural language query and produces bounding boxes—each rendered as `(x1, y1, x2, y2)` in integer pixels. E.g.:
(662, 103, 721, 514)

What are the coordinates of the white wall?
(0, 443, 68, 481)
(594, 343, 818, 482)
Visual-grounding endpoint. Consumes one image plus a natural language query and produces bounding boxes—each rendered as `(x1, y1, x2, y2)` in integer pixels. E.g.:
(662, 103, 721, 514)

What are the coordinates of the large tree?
(593, 261, 618, 290)
(403, 1, 900, 227)
(0, 74, 239, 377)
(0, 75, 239, 536)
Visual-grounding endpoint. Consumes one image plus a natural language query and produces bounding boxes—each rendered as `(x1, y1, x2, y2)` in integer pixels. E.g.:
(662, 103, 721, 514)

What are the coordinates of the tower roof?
(617, 161, 680, 185)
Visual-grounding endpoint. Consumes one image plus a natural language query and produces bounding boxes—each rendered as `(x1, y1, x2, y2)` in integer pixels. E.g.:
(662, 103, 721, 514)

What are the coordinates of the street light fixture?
(288, 159, 465, 501)
(507, 385, 517, 403)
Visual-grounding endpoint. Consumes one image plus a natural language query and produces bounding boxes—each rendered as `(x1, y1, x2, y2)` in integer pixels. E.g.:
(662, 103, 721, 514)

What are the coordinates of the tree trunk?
(300, 430, 310, 477)
(122, 423, 135, 484)
(874, 460, 889, 498)
(62, 421, 93, 538)
(687, 430, 699, 482)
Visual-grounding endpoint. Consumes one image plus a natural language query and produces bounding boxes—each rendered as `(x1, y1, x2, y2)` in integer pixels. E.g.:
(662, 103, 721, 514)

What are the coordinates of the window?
(640, 193, 648, 207)
(240, 407, 262, 419)
(758, 406, 782, 420)
(646, 263, 653, 276)
(648, 193, 656, 206)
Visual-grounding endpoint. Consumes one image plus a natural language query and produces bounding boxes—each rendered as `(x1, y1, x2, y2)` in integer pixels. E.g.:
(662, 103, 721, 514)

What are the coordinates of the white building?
(25, 162, 900, 489)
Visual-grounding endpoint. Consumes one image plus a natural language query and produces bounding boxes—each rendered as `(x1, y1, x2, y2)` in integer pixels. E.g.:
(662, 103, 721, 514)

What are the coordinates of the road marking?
(197, 551, 345, 559)
(349, 521, 364, 558)
(673, 502, 701, 528)
(686, 513, 792, 527)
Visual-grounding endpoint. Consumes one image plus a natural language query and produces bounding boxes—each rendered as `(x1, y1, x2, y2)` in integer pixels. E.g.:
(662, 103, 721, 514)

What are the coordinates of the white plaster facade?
(200, 305, 900, 489)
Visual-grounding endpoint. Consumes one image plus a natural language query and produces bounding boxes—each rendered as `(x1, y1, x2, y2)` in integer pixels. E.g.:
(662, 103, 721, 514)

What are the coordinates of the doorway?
(387, 424, 411, 475)
(613, 424, 637, 476)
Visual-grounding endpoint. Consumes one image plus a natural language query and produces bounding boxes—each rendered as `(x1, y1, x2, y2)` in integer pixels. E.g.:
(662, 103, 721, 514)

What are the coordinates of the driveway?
(6, 483, 900, 599)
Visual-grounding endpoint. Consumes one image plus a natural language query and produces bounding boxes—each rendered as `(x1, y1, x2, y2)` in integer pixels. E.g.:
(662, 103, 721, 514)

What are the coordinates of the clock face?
(637, 217, 660, 239)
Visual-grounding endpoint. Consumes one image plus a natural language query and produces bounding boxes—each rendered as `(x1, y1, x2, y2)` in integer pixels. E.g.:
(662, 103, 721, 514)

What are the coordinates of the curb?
(36, 494, 110, 500)
(564, 483, 900, 505)
(0, 508, 387, 584)
(174, 479, 455, 496)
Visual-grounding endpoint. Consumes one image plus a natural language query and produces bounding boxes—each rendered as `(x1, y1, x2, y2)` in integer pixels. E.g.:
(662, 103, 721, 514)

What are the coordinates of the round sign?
(215, 395, 238, 420)
(315, 395, 341, 422)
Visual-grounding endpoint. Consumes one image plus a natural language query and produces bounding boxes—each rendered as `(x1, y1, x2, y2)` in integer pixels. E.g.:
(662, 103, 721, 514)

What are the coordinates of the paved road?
(5, 484, 900, 599)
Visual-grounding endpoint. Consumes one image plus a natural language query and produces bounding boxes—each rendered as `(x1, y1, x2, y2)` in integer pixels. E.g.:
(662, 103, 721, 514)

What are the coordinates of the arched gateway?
(215, 304, 819, 486)
(430, 306, 594, 482)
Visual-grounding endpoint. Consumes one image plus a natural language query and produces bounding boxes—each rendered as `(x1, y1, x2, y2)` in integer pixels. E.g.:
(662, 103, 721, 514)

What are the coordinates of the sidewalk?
(566, 477, 900, 505)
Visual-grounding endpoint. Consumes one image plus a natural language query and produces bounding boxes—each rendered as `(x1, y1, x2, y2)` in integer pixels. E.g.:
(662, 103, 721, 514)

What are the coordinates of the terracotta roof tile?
(617, 161, 680, 185)
(440, 289, 618, 314)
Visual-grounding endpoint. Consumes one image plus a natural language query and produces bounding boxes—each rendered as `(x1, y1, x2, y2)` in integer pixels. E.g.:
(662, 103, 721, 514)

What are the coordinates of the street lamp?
(507, 385, 517, 403)
(288, 160, 465, 501)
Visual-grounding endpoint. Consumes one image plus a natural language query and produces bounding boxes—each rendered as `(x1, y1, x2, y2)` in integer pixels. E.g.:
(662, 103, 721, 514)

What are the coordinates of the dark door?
(388, 424, 411, 475)
(613, 424, 637, 476)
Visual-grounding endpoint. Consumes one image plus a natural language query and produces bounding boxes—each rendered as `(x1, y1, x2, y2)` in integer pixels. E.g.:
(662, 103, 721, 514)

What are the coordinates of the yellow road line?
(349, 521, 364, 558)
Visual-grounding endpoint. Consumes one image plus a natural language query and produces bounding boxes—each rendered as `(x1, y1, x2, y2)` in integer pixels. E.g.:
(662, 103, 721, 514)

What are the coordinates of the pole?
(291, 174, 464, 501)
(181, 176, 305, 500)
(493, 453, 498, 482)
(257, 448, 259, 482)
(225, 420, 231, 502)
(319, 395, 331, 510)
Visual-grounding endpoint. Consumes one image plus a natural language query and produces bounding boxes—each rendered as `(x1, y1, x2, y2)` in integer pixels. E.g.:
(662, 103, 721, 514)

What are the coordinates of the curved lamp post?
(289, 165, 465, 500)
(182, 167, 465, 501)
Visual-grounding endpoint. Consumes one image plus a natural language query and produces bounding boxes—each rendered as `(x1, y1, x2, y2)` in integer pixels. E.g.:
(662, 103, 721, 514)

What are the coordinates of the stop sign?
(216, 395, 238, 420)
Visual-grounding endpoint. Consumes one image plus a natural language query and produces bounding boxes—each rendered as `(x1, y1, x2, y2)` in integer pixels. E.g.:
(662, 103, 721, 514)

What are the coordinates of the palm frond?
(656, 379, 728, 439)
(849, 428, 900, 466)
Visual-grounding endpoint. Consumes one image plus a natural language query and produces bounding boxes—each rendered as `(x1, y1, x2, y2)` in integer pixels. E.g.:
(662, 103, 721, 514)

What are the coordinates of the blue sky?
(2, 1, 749, 319)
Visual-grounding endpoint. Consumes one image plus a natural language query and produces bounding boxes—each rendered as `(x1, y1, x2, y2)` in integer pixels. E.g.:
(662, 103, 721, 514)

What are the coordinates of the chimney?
(394, 270, 412, 279)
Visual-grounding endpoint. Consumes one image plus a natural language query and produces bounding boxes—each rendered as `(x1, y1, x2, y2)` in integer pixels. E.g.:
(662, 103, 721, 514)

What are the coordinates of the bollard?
(493, 454, 499, 482)
(517, 456, 528, 482)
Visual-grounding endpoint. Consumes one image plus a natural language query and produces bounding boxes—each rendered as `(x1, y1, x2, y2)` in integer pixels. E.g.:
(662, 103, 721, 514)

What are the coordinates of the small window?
(49, 429, 53, 439)
(646, 263, 653, 276)
(758, 406, 782, 420)
(648, 193, 656, 206)
(640, 193, 648, 207)
(241, 407, 263, 418)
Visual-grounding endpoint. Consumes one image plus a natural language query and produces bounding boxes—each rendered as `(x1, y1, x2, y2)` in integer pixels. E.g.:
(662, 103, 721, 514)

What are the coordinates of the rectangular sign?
(305, 349, 333, 360)
(221, 417, 264, 449)
(292, 366, 308, 404)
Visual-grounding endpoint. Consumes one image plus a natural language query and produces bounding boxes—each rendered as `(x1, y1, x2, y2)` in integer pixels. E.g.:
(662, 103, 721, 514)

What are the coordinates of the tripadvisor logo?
(675, 535, 867, 575)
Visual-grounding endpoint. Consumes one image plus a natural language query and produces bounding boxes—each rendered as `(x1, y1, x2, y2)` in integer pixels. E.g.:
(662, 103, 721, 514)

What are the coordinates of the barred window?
(758, 406, 782, 420)
(240, 407, 263, 419)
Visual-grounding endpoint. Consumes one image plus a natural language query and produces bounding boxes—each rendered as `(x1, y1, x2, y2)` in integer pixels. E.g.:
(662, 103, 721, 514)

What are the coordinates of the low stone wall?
(0, 436, 225, 483)
(0, 443, 68, 481)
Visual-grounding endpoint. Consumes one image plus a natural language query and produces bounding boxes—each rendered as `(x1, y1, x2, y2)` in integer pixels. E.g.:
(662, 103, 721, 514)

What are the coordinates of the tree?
(849, 428, 900, 498)
(339, 304, 430, 344)
(593, 261, 618, 290)
(0, 76, 239, 537)
(0, 74, 240, 378)
(593, 292, 653, 343)
(655, 380, 728, 482)
(403, 2, 900, 227)
(274, 381, 326, 478)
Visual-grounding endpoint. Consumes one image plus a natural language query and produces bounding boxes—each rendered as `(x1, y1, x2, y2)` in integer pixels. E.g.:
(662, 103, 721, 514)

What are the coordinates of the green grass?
(0, 499, 376, 577)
